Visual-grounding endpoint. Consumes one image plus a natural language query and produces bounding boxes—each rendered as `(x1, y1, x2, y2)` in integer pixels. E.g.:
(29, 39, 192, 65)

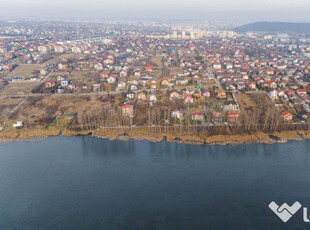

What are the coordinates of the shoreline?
(0, 128, 310, 145)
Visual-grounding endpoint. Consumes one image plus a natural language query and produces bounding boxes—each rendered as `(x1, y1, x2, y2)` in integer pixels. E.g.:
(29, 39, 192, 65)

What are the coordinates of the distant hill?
(233, 22, 310, 34)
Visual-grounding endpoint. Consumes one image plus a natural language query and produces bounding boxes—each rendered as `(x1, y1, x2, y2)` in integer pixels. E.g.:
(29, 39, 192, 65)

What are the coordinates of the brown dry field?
(201, 80, 217, 88)
(43, 53, 88, 65)
(235, 92, 271, 111)
(234, 93, 255, 111)
(7, 64, 43, 78)
(0, 81, 41, 95)
(48, 69, 100, 93)
(0, 97, 24, 120)
(169, 67, 183, 76)
(151, 56, 162, 67)
(0, 95, 120, 130)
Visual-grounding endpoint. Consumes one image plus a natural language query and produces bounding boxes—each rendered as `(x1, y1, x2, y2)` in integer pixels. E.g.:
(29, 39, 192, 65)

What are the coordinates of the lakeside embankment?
(1, 128, 310, 145)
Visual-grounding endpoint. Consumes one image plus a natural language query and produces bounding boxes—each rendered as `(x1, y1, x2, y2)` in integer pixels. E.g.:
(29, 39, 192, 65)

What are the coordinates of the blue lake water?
(0, 135, 310, 229)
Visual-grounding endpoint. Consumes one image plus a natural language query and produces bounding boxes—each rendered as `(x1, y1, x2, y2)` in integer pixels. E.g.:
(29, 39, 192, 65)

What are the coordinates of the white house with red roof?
(184, 94, 194, 103)
(191, 111, 204, 121)
(282, 110, 293, 122)
(145, 64, 153, 72)
(107, 75, 117, 84)
(45, 80, 55, 88)
(297, 89, 307, 99)
(122, 105, 134, 118)
(248, 82, 256, 90)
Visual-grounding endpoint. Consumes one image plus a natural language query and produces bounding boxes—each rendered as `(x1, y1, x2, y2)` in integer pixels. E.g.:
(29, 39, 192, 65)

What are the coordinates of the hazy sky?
(1, 0, 310, 22)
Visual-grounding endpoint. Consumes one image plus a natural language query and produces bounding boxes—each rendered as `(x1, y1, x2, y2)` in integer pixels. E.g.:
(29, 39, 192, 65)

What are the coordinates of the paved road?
(207, 65, 223, 90)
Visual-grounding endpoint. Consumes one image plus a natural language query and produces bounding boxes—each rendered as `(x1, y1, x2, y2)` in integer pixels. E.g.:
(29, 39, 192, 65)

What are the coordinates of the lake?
(0, 135, 310, 229)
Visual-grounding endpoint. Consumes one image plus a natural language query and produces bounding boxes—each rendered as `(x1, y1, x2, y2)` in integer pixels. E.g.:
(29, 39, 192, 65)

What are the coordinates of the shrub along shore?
(1, 127, 310, 145)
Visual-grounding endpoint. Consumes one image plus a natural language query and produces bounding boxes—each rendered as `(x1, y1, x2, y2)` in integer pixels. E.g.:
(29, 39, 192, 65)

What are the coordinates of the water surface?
(0, 136, 310, 229)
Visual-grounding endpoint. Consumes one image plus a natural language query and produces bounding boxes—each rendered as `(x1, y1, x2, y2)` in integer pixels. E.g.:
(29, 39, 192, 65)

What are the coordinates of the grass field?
(47, 115, 76, 129)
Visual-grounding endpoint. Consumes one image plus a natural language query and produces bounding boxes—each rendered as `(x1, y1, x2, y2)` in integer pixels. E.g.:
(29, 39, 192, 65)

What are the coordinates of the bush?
(45, 105, 58, 116)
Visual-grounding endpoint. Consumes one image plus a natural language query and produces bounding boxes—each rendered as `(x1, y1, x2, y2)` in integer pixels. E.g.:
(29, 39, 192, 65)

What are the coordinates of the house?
(104, 59, 114, 65)
(266, 69, 274, 75)
(58, 63, 67, 70)
(68, 83, 76, 90)
(237, 82, 246, 90)
(128, 84, 138, 91)
(286, 90, 295, 98)
(248, 82, 256, 90)
(225, 63, 233, 69)
(184, 94, 194, 103)
(279, 81, 286, 88)
(225, 81, 236, 91)
(269, 90, 278, 100)
(282, 110, 293, 122)
(117, 81, 126, 89)
(115, 65, 122, 71)
(161, 78, 170, 86)
(55, 45, 66, 53)
(137, 92, 147, 102)
(176, 77, 188, 85)
(12, 77, 22, 82)
(120, 70, 127, 77)
(267, 80, 277, 89)
(191, 111, 204, 121)
(57, 86, 65, 93)
(122, 105, 134, 118)
(99, 72, 109, 79)
(40, 69, 47, 75)
(228, 112, 239, 122)
(169, 90, 181, 100)
(30, 76, 40, 81)
(45, 80, 55, 88)
(150, 80, 157, 89)
(61, 79, 71, 86)
(297, 89, 307, 99)
(242, 74, 249, 80)
(171, 110, 184, 120)
(213, 63, 222, 69)
(57, 75, 65, 81)
(223, 101, 239, 112)
(202, 89, 211, 98)
(125, 92, 135, 100)
(139, 78, 149, 87)
(13, 121, 23, 128)
(94, 63, 103, 70)
(212, 112, 223, 123)
(145, 64, 153, 72)
(217, 90, 227, 99)
(278, 90, 285, 97)
(93, 84, 101, 92)
(185, 86, 195, 95)
(134, 70, 141, 77)
(149, 94, 157, 102)
(193, 88, 202, 98)
(107, 75, 116, 84)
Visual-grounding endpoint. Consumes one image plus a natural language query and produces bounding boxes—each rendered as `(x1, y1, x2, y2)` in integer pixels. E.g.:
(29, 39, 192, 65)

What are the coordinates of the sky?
(1, 0, 310, 22)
